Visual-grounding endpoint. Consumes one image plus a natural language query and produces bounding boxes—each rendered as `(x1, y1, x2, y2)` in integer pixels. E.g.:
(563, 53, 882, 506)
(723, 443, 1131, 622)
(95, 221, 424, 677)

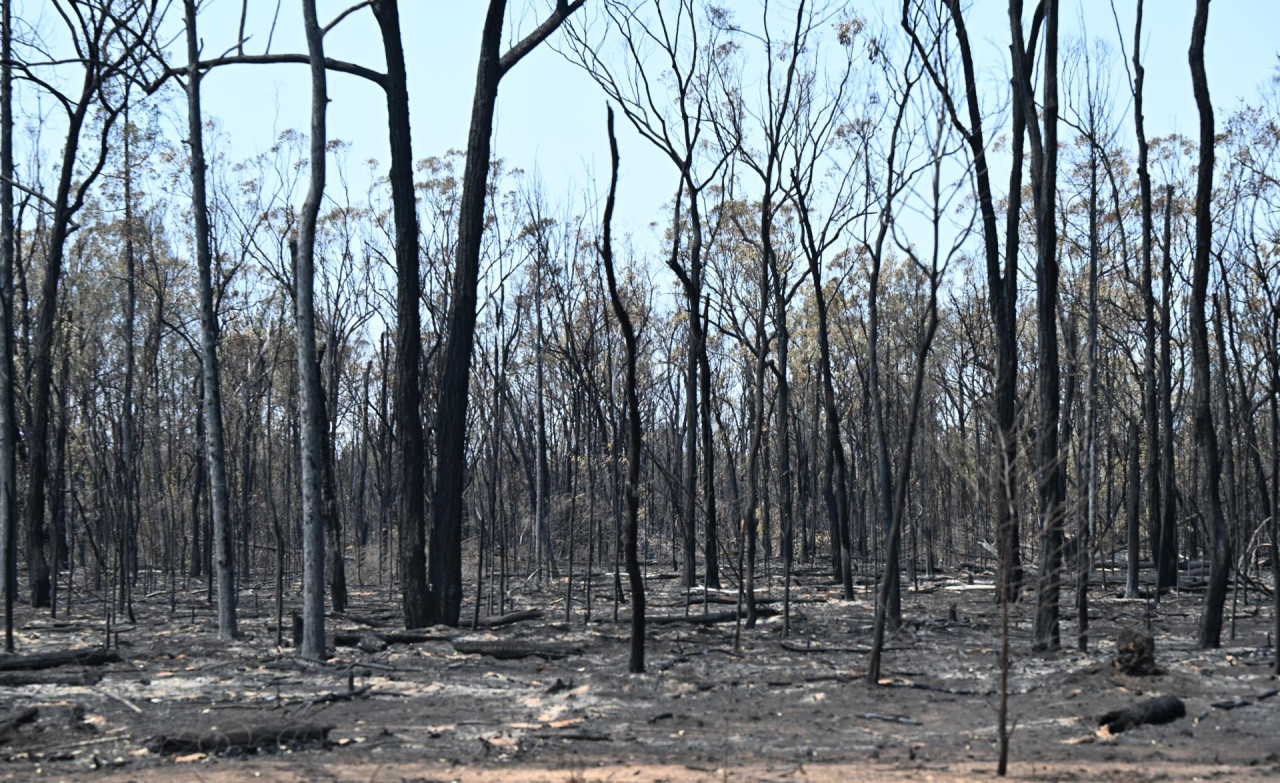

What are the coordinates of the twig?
(855, 712, 922, 725)
(92, 686, 143, 714)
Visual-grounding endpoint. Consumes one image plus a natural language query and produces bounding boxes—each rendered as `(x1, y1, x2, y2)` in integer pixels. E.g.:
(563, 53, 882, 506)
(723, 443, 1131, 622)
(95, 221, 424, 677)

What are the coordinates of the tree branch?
(158, 53, 386, 90)
(499, 0, 585, 77)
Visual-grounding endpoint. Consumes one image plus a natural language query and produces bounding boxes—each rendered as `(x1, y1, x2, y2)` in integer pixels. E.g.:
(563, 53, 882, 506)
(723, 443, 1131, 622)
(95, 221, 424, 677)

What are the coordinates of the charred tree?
(430, 0, 582, 626)
(1188, 0, 1230, 649)
(184, 0, 237, 640)
(294, 0, 330, 660)
(600, 107, 644, 673)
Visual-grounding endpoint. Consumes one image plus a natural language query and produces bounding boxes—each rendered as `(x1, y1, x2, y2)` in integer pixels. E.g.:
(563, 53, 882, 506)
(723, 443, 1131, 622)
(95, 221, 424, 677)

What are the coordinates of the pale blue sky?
(15, 1, 1278, 261)
(182, 0, 1280, 242)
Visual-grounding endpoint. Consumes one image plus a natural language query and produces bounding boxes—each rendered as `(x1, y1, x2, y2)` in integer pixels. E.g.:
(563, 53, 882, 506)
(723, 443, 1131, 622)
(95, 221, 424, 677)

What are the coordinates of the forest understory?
(1, 560, 1276, 783)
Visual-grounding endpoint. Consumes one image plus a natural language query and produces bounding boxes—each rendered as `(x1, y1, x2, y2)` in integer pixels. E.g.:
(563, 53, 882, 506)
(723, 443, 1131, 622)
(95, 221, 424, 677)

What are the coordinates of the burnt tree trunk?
(600, 107, 644, 673)
(429, 0, 580, 625)
(370, 0, 429, 629)
(184, 0, 237, 639)
(294, 0, 329, 660)
(0, 0, 17, 650)
(1188, 0, 1230, 648)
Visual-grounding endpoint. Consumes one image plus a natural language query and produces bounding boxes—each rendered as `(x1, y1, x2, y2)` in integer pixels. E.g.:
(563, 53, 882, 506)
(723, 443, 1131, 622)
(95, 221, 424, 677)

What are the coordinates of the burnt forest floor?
(1, 560, 1277, 782)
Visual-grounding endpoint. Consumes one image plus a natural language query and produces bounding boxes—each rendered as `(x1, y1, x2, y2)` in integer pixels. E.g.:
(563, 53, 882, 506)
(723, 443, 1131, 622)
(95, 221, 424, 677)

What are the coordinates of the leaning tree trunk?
(24, 114, 89, 612)
(1188, 0, 1230, 649)
(184, 0, 237, 640)
(600, 107, 644, 674)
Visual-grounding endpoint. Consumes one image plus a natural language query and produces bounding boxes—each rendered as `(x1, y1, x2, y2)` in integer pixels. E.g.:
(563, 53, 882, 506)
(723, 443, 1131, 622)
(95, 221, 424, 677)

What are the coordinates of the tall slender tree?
(1011, 0, 1064, 653)
(295, 0, 330, 660)
(370, 0, 431, 630)
(904, 0, 1032, 601)
(184, 0, 237, 640)
(0, 0, 16, 651)
(1188, 0, 1230, 649)
(430, 0, 582, 626)
(600, 105, 644, 674)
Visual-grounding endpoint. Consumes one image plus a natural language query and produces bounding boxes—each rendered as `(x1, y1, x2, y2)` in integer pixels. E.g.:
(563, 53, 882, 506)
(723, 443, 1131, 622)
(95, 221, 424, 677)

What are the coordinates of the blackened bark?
(1157, 185, 1178, 590)
(800, 214, 852, 599)
(681, 289, 697, 588)
(24, 121, 85, 612)
(319, 351, 346, 613)
(1127, 420, 1141, 598)
(907, 1, 1024, 600)
(600, 107, 644, 673)
(1010, 0, 1063, 653)
(120, 112, 138, 618)
(433, 0, 515, 624)
(1188, 0, 1229, 648)
(184, 0, 237, 639)
(534, 281, 554, 581)
(1271, 318, 1280, 675)
(1132, 0, 1163, 588)
(295, 0, 329, 660)
(1079, 128, 1100, 651)
(698, 306, 720, 589)
(0, 0, 16, 650)
(190, 374, 204, 580)
(370, 0, 429, 629)
(430, 0, 581, 626)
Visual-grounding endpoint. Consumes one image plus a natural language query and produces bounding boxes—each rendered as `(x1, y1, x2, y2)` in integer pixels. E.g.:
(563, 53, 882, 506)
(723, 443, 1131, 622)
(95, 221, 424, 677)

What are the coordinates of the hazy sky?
(16, 1, 1280, 257)
(174, 0, 1279, 239)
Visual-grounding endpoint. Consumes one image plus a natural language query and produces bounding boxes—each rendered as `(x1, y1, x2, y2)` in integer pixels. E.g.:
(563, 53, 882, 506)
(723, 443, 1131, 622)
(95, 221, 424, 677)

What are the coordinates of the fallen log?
(0, 648, 119, 672)
(332, 631, 443, 647)
(855, 712, 922, 726)
(780, 641, 872, 654)
(480, 609, 544, 628)
(533, 730, 611, 741)
(648, 606, 778, 626)
(653, 596, 776, 608)
(450, 640, 583, 660)
(0, 670, 103, 687)
(147, 724, 333, 755)
(0, 707, 38, 741)
(1212, 688, 1279, 711)
(1099, 695, 1186, 733)
(328, 612, 387, 628)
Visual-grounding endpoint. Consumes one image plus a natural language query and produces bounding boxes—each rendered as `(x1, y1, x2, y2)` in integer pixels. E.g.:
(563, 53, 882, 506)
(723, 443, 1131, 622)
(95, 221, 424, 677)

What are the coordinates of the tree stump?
(356, 634, 387, 654)
(1114, 628, 1159, 675)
